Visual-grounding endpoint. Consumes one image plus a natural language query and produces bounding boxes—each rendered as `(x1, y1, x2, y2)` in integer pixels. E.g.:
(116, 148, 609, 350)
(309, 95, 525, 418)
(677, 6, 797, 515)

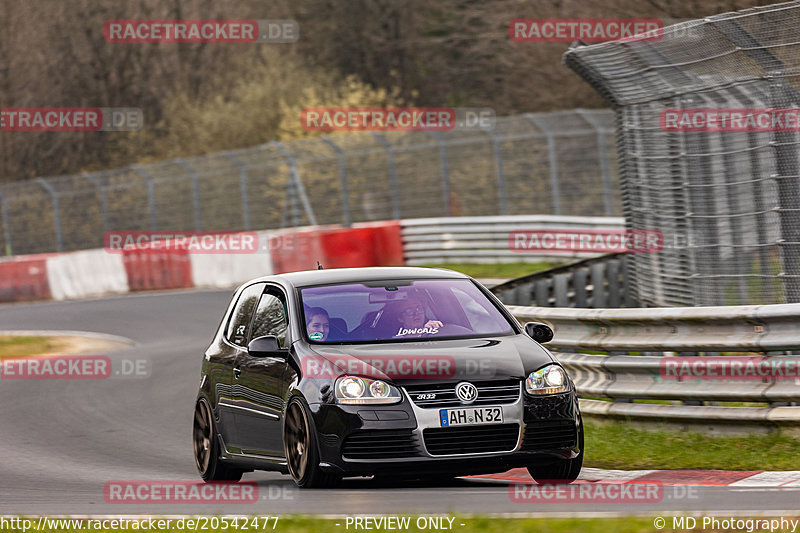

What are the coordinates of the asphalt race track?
(1, 289, 799, 516)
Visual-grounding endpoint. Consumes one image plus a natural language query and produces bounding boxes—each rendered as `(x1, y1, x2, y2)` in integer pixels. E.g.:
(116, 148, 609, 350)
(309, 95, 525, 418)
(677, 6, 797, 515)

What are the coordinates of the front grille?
(521, 420, 577, 451)
(404, 380, 520, 408)
(423, 423, 520, 455)
(341, 429, 420, 459)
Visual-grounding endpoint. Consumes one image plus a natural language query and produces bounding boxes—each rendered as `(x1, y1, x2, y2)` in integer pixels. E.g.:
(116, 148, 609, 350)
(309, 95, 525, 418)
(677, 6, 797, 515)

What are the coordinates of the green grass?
(584, 420, 800, 470)
(0, 336, 55, 358)
(3, 517, 768, 533)
(422, 262, 564, 280)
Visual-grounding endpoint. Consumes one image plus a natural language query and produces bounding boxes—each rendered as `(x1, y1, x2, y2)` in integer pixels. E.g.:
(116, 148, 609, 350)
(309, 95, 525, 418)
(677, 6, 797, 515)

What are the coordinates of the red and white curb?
(470, 468, 800, 487)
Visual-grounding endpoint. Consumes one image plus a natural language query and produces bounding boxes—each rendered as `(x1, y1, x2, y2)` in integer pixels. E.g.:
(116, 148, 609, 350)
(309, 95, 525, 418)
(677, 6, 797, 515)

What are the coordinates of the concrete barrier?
(46, 249, 129, 300)
(0, 255, 52, 302)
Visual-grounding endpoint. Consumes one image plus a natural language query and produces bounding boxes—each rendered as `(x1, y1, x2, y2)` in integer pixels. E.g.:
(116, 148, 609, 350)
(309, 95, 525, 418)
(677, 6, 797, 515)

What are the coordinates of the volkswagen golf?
(192, 267, 583, 487)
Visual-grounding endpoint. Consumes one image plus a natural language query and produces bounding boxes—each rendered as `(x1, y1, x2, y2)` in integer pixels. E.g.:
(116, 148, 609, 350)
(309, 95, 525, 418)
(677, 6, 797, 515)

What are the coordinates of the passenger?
(306, 307, 330, 341)
(391, 296, 443, 337)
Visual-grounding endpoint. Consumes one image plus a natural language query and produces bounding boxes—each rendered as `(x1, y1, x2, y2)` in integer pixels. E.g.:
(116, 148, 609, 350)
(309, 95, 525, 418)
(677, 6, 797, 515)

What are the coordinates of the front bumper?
(309, 384, 581, 476)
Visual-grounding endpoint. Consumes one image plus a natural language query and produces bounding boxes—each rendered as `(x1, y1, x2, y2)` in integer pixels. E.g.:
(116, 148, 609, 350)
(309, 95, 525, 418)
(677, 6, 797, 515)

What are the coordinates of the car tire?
(284, 398, 340, 488)
(193, 399, 244, 482)
(527, 419, 584, 484)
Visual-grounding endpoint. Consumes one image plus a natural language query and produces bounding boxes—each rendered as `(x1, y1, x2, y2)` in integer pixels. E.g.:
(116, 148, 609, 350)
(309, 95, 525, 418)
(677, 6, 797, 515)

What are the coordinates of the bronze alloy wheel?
(193, 400, 213, 475)
(192, 399, 243, 482)
(284, 401, 310, 480)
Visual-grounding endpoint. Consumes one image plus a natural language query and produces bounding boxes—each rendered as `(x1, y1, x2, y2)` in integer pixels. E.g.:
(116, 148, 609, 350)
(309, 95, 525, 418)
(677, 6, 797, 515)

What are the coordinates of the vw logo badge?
(455, 381, 478, 404)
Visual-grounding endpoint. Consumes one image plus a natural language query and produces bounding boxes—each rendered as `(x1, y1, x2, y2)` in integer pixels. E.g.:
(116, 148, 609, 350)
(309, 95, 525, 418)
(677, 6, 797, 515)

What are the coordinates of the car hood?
(303, 334, 557, 385)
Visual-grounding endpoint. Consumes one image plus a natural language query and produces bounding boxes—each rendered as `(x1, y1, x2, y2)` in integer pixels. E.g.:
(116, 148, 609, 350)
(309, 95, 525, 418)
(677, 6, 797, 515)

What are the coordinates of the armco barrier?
(508, 304, 800, 431)
(0, 255, 52, 302)
(401, 215, 625, 265)
(492, 253, 635, 308)
(509, 304, 800, 353)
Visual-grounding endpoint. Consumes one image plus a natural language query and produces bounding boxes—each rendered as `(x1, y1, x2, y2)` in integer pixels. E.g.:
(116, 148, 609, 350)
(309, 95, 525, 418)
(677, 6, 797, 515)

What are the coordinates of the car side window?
(226, 283, 266, 346)
(249, 289, 289, 347)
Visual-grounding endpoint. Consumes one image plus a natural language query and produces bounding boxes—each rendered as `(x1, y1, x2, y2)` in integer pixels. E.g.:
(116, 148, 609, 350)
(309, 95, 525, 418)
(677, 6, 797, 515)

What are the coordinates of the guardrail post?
(36, 178, 63, 252)
(590, 263, 606, 308)
(607, 259, 621, 308)
(176, 159, 203, 231)
(0, 191, 12, 255)
(621, 256, 637, 308)
(573, 269, 588, 307)
(554, 274, 569, 307)
(535, 279, 550, 307)
(425, 131, 452, 216)
(525, 114, 562, 215)
(132, 165, 158, 230)
(82, 172, 108, 236)
(515, 282, 533, 306)
(223, 152, 251, 231)
(320, 137, 352, 227)
(370, 133, 401, 220)
(576, 109, 614, 216)
(274, 142, 318, 227)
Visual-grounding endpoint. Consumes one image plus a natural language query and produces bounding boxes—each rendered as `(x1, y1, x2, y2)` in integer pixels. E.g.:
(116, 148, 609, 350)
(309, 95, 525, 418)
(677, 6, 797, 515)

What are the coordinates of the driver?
(391, 296, 443, 337)
(306, 307, 330, 341)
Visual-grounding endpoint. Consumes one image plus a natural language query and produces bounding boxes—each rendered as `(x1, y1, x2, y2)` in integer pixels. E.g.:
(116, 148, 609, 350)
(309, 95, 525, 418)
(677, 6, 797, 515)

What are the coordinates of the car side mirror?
(247, 335, 287, 358)
(525, 322, 554, 344)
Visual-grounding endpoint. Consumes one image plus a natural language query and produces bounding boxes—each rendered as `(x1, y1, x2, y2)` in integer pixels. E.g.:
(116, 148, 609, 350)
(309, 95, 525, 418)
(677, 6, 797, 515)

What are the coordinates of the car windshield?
(299, 278, 515, 343)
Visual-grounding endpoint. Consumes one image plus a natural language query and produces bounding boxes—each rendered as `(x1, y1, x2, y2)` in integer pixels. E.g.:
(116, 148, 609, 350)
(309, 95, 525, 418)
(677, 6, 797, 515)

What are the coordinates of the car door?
(231, 285, 290, 457)
(215, 282, 266, 454)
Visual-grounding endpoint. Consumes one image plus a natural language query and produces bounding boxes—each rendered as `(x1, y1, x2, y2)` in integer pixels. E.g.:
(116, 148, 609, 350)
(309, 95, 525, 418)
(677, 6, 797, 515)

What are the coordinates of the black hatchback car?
(193, 267, 583, 487)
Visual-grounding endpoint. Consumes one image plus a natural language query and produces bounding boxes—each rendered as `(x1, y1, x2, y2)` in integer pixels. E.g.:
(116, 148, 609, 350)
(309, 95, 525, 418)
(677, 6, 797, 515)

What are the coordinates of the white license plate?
(439, 406, 503, 427)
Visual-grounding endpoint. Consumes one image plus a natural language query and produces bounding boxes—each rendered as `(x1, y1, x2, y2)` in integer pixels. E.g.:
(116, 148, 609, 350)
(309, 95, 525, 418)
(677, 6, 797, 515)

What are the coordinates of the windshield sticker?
(309, 331, 324, 341)
(396, 327, 439, 337)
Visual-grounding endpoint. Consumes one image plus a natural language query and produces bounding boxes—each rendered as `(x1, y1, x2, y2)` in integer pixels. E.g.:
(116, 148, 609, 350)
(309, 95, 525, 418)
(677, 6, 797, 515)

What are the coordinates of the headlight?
(525, 365, 569, 395)
(335, 376, 401, 404)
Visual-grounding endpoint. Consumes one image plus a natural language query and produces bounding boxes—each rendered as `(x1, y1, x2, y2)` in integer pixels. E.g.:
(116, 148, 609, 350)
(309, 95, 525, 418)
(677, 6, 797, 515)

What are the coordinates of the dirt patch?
(0, 333, 133, 358)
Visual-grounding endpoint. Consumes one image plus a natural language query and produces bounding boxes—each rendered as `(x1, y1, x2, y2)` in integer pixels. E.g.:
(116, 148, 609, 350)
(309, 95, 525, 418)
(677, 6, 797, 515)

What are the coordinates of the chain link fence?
(0, 110, 620, 256)
(565, 0, 800, 307)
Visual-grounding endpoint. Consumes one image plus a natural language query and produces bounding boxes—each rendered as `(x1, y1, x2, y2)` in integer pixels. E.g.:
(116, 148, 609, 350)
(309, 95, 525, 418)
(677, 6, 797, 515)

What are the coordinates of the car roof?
(257, 266, 470, 288)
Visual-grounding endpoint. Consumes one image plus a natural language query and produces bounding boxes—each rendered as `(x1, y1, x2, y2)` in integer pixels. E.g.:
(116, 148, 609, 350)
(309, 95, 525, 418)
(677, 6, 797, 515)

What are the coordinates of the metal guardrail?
(492, 253, 636, 308)
(508, 304, 800, 430)
(401, 215, 624, 265)
(509, 304, 800, 353)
